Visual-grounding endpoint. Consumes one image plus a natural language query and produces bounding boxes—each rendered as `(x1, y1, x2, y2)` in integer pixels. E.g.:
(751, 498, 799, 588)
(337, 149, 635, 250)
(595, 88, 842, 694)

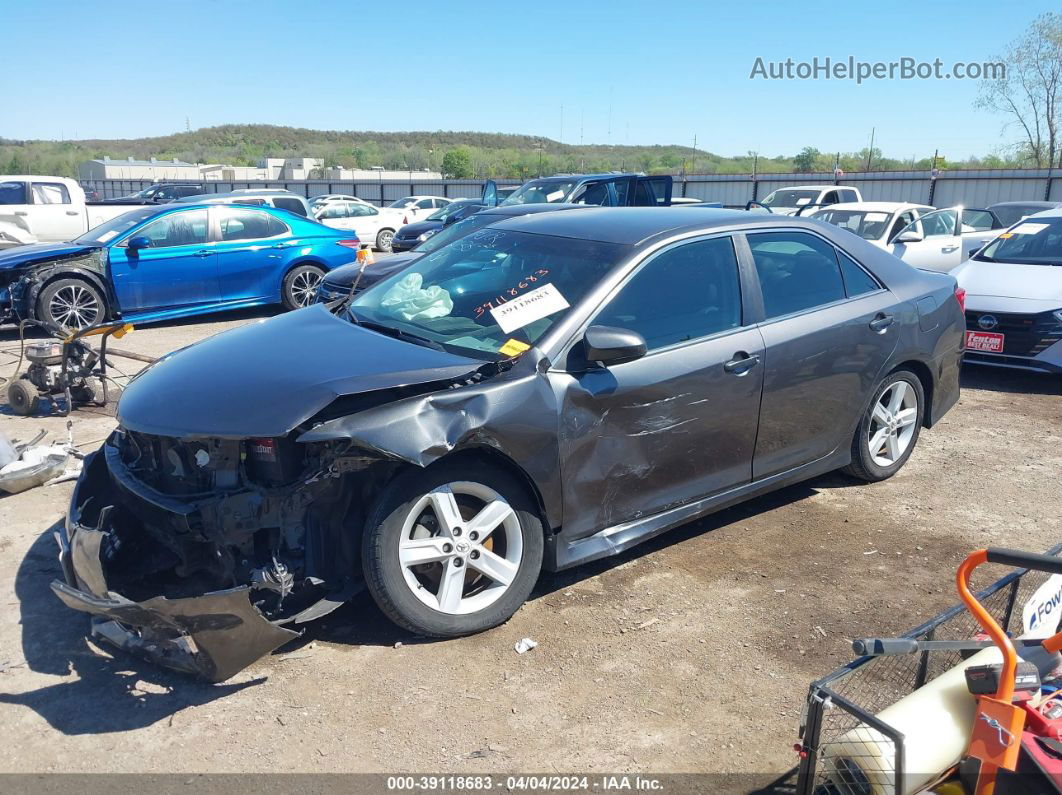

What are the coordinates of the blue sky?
(3, 1, 1055, 159)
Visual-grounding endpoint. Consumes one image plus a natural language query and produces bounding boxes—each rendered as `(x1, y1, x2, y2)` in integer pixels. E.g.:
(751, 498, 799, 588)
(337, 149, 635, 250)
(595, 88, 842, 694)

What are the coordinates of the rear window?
(273, 197, 307, 216)
(0, 181, 27, 204)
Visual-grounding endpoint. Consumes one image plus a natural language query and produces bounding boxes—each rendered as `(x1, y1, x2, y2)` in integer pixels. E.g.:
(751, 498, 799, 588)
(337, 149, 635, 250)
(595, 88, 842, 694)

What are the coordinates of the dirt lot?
(0, 304, 1060, 790)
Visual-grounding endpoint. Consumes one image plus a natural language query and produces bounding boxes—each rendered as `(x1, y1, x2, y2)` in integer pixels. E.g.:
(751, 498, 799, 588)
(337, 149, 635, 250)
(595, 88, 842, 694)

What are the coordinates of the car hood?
(955, 259, 1062, 306)
(0, 242, 101, 270)
(397, 220, 443, 237)
(322, 252, 420, 288)
(118, 303, 482, 438)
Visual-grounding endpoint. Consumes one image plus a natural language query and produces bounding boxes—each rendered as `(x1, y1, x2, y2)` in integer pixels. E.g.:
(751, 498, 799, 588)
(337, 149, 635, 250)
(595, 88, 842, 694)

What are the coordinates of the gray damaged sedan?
(52, 208, 964, 680)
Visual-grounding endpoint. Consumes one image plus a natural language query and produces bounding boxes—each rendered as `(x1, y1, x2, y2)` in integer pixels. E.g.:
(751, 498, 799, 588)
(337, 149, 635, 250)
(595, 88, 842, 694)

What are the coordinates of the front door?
(109, 208, 219, 313)
(554, 235, 764, 540)
(745, 230, 899, 479)
(889, 208, 964, 272)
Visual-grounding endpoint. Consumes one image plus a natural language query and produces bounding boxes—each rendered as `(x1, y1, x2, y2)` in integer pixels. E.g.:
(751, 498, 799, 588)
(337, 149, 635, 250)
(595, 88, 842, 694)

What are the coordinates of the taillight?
(954, 286, 966, 312)
(403, 215, 409, 225)
(337, 239, 360, 249)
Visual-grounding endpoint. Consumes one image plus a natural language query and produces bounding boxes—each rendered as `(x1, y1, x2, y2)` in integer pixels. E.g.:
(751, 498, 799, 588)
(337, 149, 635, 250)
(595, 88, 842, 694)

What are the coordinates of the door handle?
(941, 245, 959, 253)
(272, 242, 291, 249)
(65, 210, 79, 216)
(723, 352, 760, 375)
(869, 313, 895, 333)
(14, 211, 27, 216)
(193, 249, 213, 258)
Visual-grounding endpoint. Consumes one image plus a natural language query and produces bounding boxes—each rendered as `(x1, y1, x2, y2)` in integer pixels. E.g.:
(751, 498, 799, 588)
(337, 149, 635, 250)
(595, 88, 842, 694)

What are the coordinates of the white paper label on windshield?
(97, 230, 119, 242)
(490, 283, 569, 333)
(545, 190, 565, 202)
(1023, 573, 1062, 638)
(864, 213, 888, 223)
(1011, 222, 1048, 235)
(795, 197, 812, 206)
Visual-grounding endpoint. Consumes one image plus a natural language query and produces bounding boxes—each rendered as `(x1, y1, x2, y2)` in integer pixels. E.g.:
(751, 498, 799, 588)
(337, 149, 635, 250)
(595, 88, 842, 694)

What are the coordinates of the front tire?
(281, 264, 326, 310)
(363, 460, 544, 637)
(375, 229, 394, 253)
(37, 278, 105, 330)
(843, 369, 924, 482)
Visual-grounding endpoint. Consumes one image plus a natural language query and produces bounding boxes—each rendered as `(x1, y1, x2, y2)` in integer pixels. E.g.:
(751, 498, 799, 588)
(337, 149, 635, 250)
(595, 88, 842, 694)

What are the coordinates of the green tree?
(442, 148, 473, 178)
(793, 146, 820, 172)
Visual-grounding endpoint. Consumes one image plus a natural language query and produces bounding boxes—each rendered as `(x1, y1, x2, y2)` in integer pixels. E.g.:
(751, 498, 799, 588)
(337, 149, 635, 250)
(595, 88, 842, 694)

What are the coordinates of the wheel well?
(423, 446, 552, 533)
(33, 272, 109, 320)
(891, 359, 934, 428)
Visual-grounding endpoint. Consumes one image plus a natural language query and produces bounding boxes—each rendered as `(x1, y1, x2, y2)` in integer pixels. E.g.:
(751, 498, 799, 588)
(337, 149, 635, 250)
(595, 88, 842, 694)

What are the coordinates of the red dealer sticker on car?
(966, 330, 1004, 353)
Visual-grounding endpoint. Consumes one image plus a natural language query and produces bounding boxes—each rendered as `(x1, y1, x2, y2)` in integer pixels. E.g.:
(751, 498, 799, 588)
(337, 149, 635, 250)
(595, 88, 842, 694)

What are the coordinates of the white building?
(321, 166, 442, 180)
(78, 156, 202, 181)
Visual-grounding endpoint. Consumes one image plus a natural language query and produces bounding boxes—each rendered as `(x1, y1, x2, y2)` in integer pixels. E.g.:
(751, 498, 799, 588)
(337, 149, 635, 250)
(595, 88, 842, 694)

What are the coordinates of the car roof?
(1026, 207, 1062, 219)
(818, 201, 931, 212)
(989, 200, 1062, 208)
(489, 206, 812, 245)
(480, 203, 587, 217)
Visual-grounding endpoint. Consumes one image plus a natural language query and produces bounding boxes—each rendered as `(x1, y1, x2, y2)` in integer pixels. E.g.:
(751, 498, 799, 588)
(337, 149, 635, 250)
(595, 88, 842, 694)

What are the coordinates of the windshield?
(427, 201, 475, 222)
(349, 229, 629, 360)
(762, 189, 819, 208)
(387, 197, 416, 209)
(127, 186, 159, 199)
(811, 209, 893, 241)
(975, 217, 1062, 266)
(500, 180, 578, 206)
(411, 212, 499, 254)
(73, 207, 160, 245)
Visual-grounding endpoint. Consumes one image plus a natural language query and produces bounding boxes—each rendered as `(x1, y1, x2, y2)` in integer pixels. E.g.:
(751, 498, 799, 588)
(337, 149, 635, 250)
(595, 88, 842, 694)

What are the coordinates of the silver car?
(954, 209, 1062, 373)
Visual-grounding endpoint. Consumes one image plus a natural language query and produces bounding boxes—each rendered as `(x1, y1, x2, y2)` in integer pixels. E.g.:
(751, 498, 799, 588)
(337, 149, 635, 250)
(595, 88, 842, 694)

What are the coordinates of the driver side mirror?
(584, 325, 647, 366)
(127, 235, 152, 250)
(892, 228, 923, 244)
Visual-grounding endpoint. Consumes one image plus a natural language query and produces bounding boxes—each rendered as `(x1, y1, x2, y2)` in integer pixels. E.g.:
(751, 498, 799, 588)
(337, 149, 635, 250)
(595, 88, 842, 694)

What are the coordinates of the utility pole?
(866, 127, 875, 171)
(692, 134, 697, 175)
(185, 116, 191, 133)
(560, 105, 564, 144)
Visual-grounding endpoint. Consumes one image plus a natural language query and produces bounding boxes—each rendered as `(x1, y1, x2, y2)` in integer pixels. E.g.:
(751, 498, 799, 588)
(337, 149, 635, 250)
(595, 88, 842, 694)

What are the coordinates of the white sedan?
(810, 202, 934, 249)
(315, 200, 405, 252)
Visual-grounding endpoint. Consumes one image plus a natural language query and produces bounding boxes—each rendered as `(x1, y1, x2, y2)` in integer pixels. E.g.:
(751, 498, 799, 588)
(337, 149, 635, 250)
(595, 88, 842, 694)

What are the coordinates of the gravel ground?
(0, 304, 1059, 792)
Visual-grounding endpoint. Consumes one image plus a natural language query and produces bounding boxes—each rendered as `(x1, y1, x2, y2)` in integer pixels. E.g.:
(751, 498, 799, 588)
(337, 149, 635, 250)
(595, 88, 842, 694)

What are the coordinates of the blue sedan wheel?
(282, 264, 327, 310)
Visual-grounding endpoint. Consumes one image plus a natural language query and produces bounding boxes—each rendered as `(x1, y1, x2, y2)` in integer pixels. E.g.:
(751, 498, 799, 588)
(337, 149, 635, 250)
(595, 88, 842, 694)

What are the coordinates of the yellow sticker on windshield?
(998, 232, 1014, 238)
(499, 339, 531, 357)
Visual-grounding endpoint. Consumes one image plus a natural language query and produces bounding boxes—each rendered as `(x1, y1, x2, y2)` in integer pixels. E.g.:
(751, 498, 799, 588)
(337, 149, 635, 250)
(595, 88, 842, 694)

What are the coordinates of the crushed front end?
(52, 429, 394, 681)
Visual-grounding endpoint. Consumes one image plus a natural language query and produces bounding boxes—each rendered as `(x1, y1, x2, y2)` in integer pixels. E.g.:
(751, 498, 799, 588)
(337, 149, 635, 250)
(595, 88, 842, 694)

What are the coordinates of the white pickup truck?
(0, 175, 145, 246)
(752, 184, 864, 215)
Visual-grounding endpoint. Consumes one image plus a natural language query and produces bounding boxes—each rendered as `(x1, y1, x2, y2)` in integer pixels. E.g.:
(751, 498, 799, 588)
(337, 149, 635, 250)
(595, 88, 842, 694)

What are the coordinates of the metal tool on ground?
(4, 320, 155, 417)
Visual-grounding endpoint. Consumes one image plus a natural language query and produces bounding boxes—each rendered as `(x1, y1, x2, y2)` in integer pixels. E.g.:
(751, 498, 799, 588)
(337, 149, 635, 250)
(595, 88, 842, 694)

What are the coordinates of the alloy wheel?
(289, 269, 323, 308)
(49, 284, 100, 328)
(398, 482, 523, 615)
(867, 380, 918, 467)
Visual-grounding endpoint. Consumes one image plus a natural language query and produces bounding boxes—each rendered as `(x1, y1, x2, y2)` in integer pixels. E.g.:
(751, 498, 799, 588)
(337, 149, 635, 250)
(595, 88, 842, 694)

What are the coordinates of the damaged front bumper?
(51, 447, 303, 682)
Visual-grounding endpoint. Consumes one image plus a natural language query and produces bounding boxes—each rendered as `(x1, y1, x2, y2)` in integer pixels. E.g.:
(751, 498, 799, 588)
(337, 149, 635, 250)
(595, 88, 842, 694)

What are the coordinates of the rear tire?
(376, 229, 394, 253)
(7, 379, 40, 416)
(281, 264, 325, 310)
(363, 459, 544, 637)
(843, 369, 924, 482)
(36, 278, 105, 330)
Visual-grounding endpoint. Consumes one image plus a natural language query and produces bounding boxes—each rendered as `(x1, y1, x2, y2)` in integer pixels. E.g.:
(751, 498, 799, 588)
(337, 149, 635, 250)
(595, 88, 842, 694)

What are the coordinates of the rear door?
(108, 208, 219, 313)
(1, 180, 83, 242)
(745, 229, 898, 479)
(554, 234, 764, 539)
(213, 206, 294, 302)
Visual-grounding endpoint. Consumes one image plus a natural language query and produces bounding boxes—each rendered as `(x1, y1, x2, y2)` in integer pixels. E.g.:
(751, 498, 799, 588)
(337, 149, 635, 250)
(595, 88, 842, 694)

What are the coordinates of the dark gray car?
(52, 208, 963, 680)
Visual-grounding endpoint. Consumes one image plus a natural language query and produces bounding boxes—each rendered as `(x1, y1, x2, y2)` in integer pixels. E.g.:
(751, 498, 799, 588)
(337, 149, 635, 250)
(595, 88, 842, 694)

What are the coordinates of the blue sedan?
(0, 203, 360, 328)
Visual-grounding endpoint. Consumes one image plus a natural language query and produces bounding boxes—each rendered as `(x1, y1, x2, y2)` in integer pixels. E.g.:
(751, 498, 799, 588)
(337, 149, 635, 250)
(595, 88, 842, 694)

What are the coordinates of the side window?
(233, 198, 268, 206)
(890, 211, 915, 240)
(573, 181, 610, 206)
(319, 204, 347, 219)
(840, 189, 858, 202)
(134, 210, 209, 248)
(273, 197, 307, 216)
(31, 182, 72, 204)
(748, 231, 846, 319)
(415, 199, 434, 210)
(0, 181, 28, 204)
(922, 210, 957, 237)
(961, 209, 997, 232)
(434, 198, 449, 208)
(593, 237, 742, 352)
(837, 251, 882, 297)
(349, 204, 375, 217)
(821, 190, 839, 205)
(218, 208, 288, 241)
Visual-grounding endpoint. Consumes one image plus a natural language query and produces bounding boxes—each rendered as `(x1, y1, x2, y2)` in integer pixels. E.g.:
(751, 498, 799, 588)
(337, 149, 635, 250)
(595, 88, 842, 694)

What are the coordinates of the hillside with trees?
(0, 123, 1030, 180)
